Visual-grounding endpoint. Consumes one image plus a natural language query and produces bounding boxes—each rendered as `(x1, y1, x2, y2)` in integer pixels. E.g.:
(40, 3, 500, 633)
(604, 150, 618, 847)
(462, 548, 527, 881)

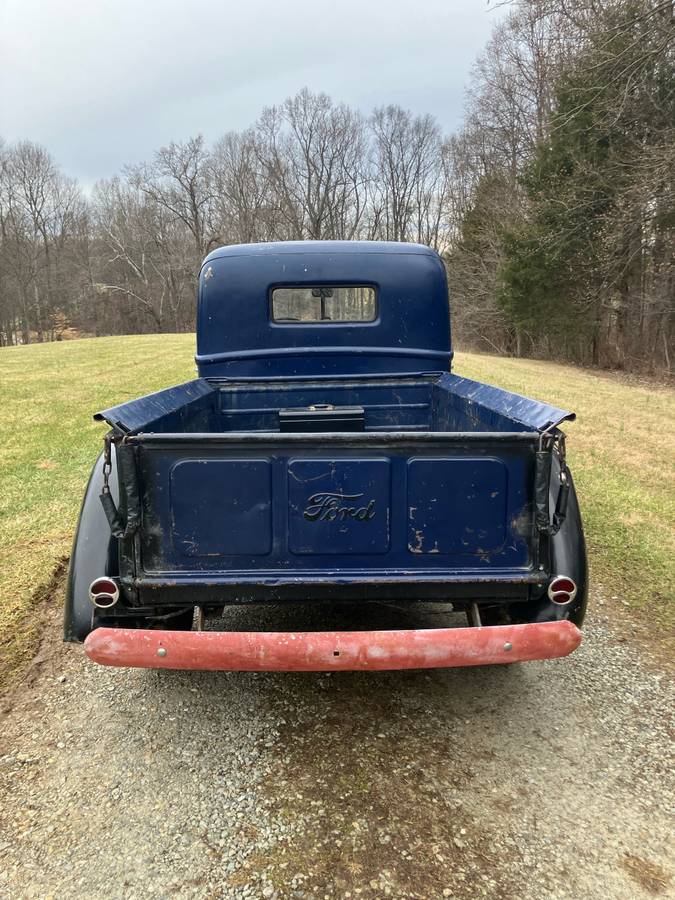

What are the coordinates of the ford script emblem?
(303, 492, 376, 522)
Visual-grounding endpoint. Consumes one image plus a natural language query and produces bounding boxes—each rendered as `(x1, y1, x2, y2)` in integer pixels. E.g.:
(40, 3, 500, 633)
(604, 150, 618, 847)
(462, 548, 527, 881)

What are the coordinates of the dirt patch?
(0, 558, 69, 702)
(246, 689, 524, 899)
(620, 853, 672, 896)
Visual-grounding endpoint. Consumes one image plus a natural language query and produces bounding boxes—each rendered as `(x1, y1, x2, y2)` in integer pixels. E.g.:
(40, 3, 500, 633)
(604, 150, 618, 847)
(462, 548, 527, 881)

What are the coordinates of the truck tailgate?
(128, 432, 541, 595)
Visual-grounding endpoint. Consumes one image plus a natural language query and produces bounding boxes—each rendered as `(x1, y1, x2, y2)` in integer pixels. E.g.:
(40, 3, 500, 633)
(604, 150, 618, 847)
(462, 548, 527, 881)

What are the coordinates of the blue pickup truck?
(66, 241, 587, 671)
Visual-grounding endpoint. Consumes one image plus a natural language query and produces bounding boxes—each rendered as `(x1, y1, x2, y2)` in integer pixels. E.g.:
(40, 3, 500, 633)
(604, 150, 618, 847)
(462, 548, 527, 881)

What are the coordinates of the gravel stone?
(0, 605, 673, 899)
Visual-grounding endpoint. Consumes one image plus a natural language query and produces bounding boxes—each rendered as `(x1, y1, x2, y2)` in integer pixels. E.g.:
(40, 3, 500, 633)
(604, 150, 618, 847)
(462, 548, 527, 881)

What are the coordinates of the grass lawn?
(0, 336, 673, 687)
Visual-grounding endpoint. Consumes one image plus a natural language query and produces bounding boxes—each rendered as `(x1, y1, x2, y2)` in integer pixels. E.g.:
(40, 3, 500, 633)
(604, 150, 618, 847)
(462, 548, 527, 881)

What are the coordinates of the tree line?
(1, 0, 672, 372)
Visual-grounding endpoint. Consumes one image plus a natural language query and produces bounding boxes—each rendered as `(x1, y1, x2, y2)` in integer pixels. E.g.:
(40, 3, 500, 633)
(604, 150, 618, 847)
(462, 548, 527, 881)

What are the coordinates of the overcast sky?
(0, 0, 505, 186)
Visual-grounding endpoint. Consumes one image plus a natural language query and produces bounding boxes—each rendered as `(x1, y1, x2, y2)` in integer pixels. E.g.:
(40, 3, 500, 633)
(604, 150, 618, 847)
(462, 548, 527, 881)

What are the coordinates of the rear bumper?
(83, 620, 582, 671)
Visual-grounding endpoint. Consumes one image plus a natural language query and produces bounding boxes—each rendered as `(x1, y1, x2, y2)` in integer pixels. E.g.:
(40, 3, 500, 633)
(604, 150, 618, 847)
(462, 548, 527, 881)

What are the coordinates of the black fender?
(531, 460, 589, 627)
(549, 464, 588, 626)
(63, 449, 119, 642)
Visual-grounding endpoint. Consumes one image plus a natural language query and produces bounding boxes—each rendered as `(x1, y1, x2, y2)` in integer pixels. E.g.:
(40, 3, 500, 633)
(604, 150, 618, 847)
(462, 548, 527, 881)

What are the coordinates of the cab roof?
(196, 240, 451, 380)
(202, 240, 439, 263)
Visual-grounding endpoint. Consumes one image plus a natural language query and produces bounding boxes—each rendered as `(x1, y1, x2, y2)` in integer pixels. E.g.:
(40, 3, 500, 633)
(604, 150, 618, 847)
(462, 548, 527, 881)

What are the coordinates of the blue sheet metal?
(94, 373, 574, 436)
(137, 435, 535, 577)
(94, 379, 214, 434)
(196, 241, 451, 379)
(437, 373, 575, 432)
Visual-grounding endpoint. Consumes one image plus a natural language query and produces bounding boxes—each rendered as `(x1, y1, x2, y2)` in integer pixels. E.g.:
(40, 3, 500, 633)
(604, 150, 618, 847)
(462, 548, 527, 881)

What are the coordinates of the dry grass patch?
(620, 852, 671, 895)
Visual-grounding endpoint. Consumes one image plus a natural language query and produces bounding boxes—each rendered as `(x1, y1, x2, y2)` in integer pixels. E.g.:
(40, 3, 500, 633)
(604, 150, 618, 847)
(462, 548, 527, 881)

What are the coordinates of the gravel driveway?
(0, 595, 672, 900)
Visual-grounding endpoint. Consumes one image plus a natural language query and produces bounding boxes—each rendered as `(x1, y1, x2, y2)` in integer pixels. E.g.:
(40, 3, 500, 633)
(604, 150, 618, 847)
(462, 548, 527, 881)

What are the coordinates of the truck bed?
(96, 372, 572, 435)
(95, 372, 574, 608)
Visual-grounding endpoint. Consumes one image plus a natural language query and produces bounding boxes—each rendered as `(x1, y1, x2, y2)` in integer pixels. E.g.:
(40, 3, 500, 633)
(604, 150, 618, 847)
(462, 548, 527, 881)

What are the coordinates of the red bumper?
(84, 620, 581, 672)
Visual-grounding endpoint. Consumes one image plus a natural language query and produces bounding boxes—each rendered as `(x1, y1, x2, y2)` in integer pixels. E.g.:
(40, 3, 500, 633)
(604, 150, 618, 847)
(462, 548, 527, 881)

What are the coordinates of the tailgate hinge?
(535, 430, 570, 537)
(99, 432, 141, 539)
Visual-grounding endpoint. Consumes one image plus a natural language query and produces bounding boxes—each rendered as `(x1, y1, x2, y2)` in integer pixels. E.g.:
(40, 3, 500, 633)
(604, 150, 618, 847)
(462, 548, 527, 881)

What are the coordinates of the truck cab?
(66, 241, 587, 671)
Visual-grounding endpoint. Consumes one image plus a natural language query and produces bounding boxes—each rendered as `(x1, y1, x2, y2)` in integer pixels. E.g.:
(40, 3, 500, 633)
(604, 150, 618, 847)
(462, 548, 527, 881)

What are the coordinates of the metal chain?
(556, 432, 568, 484)
(551, 431, 570, 534)
(102, 433, 113, 495)
(540, 429, 567, 485)
(557, 431, 566, 464)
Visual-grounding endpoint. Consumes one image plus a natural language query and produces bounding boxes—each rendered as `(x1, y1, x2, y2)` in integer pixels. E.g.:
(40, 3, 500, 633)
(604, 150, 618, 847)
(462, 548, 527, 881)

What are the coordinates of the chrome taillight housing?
(547, 575, 577, 605)
(89, 577, 119, 609)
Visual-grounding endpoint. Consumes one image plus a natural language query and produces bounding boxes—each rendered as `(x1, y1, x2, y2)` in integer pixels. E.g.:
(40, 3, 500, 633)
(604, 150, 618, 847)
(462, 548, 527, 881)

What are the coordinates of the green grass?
(0, 337, 673, 685)
(0, 336, 196, 684)
(456, 354, 675, 622)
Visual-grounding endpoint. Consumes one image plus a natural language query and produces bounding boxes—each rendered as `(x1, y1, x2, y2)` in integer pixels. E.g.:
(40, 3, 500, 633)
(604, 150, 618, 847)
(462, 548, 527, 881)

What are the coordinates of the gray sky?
(1, 0, 505, 186)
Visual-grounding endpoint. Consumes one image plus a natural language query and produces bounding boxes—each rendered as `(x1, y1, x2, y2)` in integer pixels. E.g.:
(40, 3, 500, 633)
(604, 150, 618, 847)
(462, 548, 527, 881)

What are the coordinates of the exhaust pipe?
(89, 577, 119, 609)
(547, 575, 577, 606)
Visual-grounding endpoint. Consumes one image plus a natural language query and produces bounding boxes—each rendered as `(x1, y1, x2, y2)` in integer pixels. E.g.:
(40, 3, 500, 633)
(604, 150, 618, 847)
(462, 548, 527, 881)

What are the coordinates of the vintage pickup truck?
(65, 241, 587, 671)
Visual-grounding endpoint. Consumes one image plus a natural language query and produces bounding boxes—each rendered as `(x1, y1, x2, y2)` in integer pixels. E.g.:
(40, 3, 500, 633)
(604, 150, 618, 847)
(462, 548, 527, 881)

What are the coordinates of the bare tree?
(256, 89, 369, 240)
(210, 130, 278, 244)
(128, 135, 218, 263)
(0, 141, 84, 344)
(0, 52, 669, 371)
(91, 177, 195, 333)
(369, 106, 444, 246)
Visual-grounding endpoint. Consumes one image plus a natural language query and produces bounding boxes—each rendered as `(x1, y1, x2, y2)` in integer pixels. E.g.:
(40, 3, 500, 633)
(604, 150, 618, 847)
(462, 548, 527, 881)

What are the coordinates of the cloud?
(0, 0, 505, 183)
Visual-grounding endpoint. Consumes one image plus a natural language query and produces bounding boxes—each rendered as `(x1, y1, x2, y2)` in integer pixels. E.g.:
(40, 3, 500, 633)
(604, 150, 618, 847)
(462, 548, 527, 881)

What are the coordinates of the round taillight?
(90, 578, 117, 596)
(89, 577, 119, 607)
(548, 576, 577, 605)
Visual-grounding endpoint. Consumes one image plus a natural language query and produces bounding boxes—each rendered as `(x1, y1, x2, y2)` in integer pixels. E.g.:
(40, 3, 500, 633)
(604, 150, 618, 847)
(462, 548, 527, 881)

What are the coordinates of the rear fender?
(549, 464, 588, 626)
(63, 450, 119, 642)
(532, 459, 588, 626)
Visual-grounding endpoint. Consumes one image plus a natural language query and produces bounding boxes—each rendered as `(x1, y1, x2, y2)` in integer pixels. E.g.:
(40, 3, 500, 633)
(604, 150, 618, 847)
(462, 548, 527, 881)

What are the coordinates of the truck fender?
(531, 457, 588, 627)
(63, 449, 119, 642)
(549, 464, 588, 626)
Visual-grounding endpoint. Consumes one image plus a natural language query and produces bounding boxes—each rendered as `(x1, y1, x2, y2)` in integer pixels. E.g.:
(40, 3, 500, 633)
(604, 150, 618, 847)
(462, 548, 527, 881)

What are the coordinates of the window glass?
(271, 286, 377, 323)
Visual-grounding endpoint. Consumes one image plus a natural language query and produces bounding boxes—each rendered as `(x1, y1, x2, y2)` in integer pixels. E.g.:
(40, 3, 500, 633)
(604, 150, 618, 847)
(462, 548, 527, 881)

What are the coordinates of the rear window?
(271, 286, 377, 323)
